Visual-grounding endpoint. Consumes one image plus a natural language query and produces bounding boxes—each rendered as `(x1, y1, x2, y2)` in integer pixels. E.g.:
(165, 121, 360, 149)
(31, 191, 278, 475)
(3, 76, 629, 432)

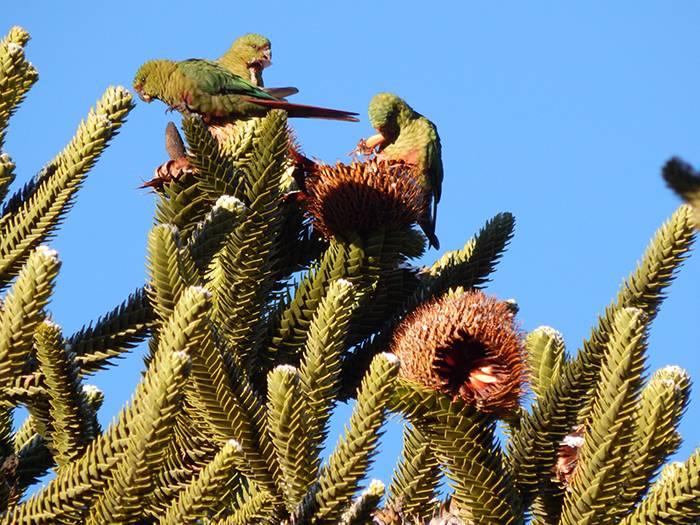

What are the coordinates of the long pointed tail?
(420, 208, 440, 250)
(243, 97, 359, 122)
(421, 222, 440, 250)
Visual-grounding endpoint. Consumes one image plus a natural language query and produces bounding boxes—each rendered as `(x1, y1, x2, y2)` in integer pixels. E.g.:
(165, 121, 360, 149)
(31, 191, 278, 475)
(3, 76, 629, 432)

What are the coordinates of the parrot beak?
(364, 133, 386, 150)
(134, 87, 152, 103)
(250, 48, 272, 70)
(261, 47, 272, 68)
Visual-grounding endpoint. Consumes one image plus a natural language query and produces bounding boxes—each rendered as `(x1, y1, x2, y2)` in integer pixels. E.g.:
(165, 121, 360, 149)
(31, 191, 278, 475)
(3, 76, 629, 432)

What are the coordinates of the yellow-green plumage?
(367, 93, 443, 248)
(134, 59, 274, 118)
(133, 59, 358, 122)
(218, 33, 271, 86)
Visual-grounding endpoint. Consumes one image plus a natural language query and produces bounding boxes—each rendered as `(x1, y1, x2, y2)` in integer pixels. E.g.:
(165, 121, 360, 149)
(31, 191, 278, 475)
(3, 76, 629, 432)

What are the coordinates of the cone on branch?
(390, 288, 524, 414)
(141, 121, 194, 191)
(304, 159, 426, 241)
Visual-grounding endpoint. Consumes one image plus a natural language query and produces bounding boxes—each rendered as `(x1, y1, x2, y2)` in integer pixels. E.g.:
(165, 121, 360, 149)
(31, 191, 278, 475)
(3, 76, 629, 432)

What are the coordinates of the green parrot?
(218, 33, 272, 87)
(133, 59, 358, 122)
(360, 92, 443, 249)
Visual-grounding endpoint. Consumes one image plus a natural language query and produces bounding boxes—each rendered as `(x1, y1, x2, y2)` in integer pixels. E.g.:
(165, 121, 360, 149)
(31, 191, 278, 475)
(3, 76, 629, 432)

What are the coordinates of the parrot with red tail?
(133, 59, 358, 123)
(358, 93, 443, 249)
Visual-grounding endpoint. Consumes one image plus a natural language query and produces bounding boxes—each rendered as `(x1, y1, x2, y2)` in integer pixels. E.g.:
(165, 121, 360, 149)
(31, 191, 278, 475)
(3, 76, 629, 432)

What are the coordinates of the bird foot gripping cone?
(357, 93, 443, 248)
(351, 134, 385, 158)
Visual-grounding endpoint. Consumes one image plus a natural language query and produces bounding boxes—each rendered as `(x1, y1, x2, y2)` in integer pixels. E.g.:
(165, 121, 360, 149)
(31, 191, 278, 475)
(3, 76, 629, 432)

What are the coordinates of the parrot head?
(228, 33, 272, 72)
(133, 60, 175, 103)
(365, 93, 416, 150)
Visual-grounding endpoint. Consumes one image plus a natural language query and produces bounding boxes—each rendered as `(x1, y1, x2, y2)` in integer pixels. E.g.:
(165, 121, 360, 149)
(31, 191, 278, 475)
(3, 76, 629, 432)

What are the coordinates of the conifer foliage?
(0, 26, 698, 525)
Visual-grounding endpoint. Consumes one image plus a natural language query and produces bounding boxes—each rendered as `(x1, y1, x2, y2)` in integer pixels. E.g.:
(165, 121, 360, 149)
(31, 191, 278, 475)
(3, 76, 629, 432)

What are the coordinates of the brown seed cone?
(140, 122, 193, 191)
(140, 157, 193, 191)
(303, 159, 425, 240)
(391, 289, 525, 414)
(553, 424, 585, 490)
(164, 121, 186, 160)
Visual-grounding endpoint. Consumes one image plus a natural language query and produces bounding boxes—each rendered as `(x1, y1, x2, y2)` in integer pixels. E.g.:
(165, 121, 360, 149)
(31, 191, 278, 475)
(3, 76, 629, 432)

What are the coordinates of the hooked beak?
(250, 47, 272, 70)
(134, 86, 152, 103)
(260, 47, 272, 68)
(364, 133, 386, 150)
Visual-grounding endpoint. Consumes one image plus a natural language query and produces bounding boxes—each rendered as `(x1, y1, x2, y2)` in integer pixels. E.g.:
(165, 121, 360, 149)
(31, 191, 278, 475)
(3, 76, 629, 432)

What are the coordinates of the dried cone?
(141, 122, 193, 191)
(304, 159, 425, 239)
(553, 424, 585, 490)
(391, 289, 524, 413)
(141, 157, 193, 191)
(374, 498, 470, 525)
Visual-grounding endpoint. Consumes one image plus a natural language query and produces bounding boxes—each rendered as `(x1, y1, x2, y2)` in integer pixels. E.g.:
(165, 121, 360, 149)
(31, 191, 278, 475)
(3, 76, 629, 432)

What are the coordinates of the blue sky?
(4, 1, 699, 493)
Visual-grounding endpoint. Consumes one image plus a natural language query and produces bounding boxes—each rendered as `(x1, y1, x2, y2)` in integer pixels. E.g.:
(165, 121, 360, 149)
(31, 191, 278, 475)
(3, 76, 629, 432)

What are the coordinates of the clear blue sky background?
(4, 1, 699, 494)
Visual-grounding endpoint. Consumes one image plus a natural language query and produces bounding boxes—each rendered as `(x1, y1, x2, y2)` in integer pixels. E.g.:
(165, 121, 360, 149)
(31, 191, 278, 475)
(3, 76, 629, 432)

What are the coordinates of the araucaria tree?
(0, 26, 698, 525)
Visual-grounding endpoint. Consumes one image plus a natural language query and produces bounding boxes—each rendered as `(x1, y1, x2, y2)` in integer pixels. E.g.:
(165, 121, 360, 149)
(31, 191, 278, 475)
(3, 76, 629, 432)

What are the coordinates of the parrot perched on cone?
(359, 93, 443, 249)
(133, 59, 358, 123)
(218, 33, 272, 87)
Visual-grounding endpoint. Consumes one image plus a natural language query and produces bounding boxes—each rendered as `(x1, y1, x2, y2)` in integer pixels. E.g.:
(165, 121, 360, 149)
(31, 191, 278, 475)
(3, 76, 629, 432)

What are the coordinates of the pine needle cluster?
(0, 26, 698, 525)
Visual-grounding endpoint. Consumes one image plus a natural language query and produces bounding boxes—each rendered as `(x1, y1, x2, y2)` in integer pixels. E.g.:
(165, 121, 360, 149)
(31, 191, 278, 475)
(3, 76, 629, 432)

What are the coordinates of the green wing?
(177, 59, 276, 100)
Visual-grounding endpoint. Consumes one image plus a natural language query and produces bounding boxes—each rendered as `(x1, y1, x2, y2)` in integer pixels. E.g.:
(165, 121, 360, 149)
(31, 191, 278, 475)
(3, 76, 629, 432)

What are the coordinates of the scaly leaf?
(310, 353, 399, 525)
(0, 86, 133, 286)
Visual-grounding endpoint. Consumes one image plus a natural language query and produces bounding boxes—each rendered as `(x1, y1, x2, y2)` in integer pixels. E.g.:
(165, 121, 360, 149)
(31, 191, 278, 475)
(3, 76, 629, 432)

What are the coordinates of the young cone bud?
(304, 159, 425, 239)
(391, 289, 524, 413)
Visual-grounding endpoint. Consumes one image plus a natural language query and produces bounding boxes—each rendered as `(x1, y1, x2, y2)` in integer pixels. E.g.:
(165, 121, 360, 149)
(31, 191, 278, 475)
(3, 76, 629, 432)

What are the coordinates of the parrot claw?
(364, 133, 386, 150)
(350, 138, 377, 158)
(165, 102, 189, 115)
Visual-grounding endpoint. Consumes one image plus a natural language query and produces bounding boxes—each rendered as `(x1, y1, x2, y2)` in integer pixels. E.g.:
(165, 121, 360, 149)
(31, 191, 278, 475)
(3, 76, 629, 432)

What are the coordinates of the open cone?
(304, 159, 425, 240)
(391, 289, 525, 414)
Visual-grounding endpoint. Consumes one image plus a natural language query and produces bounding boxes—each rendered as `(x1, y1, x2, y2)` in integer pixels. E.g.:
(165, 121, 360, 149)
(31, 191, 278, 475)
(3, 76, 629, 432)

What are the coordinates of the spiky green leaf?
(0, 86, 133, 286)
(386, 424, 441, 520)
(159, 440, 243, 525)
(509, 206, 696, 505)
(311, 353, 399, 525)
(34, 321, 91, 465)
(0, 246, 59, 393)
(560, 308, 648, 525)
(526, 326, 567, 401)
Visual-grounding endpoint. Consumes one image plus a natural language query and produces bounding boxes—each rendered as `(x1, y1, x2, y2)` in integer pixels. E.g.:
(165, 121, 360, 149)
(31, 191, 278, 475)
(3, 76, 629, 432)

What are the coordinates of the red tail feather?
(243, 97, 359, 122)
